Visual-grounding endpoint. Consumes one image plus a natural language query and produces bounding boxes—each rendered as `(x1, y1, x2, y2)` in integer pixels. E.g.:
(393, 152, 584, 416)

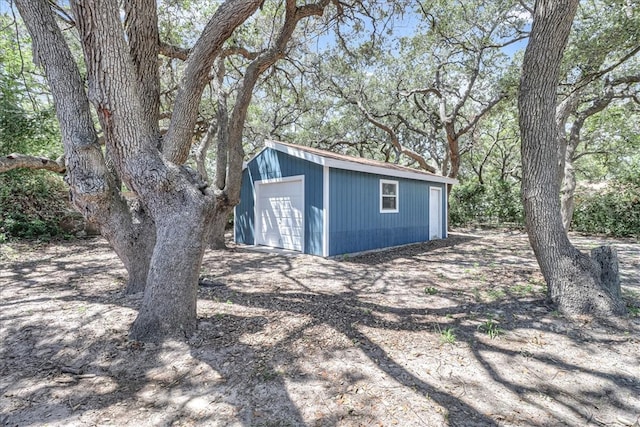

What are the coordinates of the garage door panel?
(256, 179, 304, 252)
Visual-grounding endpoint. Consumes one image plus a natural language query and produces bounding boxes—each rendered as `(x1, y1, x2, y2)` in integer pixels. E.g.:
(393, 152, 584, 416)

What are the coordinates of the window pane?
(382, 196, 396, 210)
(382, 183, 396, 196)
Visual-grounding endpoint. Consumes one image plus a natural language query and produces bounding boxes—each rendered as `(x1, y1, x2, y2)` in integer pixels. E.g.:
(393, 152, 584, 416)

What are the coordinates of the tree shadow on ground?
(340, 232, 481, 265)
(193, 282, 640, 426)
(2, 234, 639, 426)
(190, 231, 640, 425)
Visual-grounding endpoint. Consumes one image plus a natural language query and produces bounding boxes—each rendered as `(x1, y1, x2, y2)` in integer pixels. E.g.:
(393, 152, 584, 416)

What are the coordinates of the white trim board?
(379, 179, 399, 213)
(322, 166, 330, 257)
(429, 186, 443, 240)
(264, 140, 458, 185)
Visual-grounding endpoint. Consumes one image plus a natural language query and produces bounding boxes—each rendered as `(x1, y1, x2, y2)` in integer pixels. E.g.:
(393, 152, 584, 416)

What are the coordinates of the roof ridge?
(268, 140, 442, 178)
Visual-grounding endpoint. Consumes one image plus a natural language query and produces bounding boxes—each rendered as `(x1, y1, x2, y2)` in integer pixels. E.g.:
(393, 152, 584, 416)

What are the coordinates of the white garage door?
(256, 178, 304, 252)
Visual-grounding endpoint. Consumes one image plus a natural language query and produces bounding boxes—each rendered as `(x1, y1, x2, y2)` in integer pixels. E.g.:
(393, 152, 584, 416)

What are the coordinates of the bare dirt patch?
(1, 231, 639, 426)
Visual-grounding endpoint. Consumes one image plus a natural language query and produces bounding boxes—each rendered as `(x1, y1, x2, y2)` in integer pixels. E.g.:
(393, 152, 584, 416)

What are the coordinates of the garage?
(235, 140, 456, 256)
(255, 176, 305, 252)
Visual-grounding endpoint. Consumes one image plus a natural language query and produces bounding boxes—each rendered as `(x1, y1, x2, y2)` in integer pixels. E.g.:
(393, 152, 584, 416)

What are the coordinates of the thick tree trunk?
(69, 0, 235, 341)
(19, 0, 263, 342)
(209, 206, 231, 249)
(129, 206, 211, 341)
(112, 201, 156, 294)
(518, 0, 626, 317)
(20, 0, 327, 342)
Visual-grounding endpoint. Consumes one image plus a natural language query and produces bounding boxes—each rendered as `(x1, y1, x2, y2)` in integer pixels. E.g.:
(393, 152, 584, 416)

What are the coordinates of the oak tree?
(518, 0, 626, 316)
(555, 0, 640, 230)
(14, 0, 333, 341)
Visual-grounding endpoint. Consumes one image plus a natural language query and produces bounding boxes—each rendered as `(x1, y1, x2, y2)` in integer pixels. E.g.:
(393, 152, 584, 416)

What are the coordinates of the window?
(380, 179, 398, 213)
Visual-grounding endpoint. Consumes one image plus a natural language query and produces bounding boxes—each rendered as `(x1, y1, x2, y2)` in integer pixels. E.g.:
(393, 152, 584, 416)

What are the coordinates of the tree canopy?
(3, 0, 638, 338)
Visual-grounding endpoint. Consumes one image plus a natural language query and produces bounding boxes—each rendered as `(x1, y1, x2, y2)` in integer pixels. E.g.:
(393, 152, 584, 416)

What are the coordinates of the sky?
(311, 7, 529, 59)
(1, 1, 530, 60)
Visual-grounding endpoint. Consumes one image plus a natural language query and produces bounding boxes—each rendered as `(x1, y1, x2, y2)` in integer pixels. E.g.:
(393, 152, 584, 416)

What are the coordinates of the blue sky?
(1, 1, 529, 58)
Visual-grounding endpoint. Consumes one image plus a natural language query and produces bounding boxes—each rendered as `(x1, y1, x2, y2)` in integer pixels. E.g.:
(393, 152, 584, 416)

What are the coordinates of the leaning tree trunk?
(16, 0, 156, 294)
(206, 0, 333, 250)
(518, 0, 626, 316)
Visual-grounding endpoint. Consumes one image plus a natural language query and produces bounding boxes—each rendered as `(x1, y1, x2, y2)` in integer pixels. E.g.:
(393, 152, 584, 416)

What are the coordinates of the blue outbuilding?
(234, 140, 458, 257)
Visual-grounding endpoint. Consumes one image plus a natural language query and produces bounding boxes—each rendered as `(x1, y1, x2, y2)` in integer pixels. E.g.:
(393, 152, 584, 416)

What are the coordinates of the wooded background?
(1, 0, 638, 339)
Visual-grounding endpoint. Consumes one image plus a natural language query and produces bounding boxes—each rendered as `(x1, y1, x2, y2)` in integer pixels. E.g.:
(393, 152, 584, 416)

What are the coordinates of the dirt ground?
(1, 230, 639, 427)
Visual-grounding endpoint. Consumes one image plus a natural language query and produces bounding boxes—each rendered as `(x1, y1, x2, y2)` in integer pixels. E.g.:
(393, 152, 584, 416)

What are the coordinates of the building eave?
(265, 140, 458, 185)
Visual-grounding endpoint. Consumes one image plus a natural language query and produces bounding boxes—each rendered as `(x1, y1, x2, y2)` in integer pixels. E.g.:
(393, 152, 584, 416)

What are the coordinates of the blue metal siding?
(234, 148, 324, 256)
(328, 169, 431, 255)
(234, 168, 255, 245)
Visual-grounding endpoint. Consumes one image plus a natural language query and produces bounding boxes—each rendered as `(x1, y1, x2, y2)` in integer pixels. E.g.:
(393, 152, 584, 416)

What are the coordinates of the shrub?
(1, 72, 68, 241)
(572, 177, 640, 238)
(0, 170, 70, 240)
(450, 179, 524, 227)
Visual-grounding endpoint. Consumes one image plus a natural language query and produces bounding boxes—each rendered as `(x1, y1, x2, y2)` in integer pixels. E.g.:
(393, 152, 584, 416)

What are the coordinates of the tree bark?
(68, 0, 228, 341)
(16, 0, 156, 294)
(0, 153, 65, 173)
(210, 58, 231, 250)
(518, 0, 626, 316)
(559, 140, 578, 231)
(18, 0, 329, 341)
(129, 206, 212, 340)
(161, 0, 263, 164)
(123, 0, 161, 141)
(209, 202, 233, 250)
(19, 0, 261, 341)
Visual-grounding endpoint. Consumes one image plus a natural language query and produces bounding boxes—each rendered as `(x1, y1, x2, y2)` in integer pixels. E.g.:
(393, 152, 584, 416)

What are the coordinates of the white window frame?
(380, 179, 399, 213)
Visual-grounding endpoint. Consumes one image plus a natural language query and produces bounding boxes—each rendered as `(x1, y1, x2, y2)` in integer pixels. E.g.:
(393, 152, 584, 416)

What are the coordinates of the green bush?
(450, 179, 524, 227)
(0, 170, 70, 240)
(1, 69, 68, 241)
(572, 177, 640, 238)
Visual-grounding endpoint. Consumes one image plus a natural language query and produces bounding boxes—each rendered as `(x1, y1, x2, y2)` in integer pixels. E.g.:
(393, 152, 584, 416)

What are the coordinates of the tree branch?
(223, 0, 335, 204)
(159, 41, 190, 61)
(0, 153, 65, 173)
(354, 100, 436, 173)
(162, 0, 263, 165)
(47, 0, 75, 26)
(124, 0, 161, 140)
(222, 46, 261, 60)
(518, 0, 533, 14)
(567, 44, 640, 96)
(611, 74, 640, 86)
(457, 92, 506, 138)
(400, 87, 442, 98)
